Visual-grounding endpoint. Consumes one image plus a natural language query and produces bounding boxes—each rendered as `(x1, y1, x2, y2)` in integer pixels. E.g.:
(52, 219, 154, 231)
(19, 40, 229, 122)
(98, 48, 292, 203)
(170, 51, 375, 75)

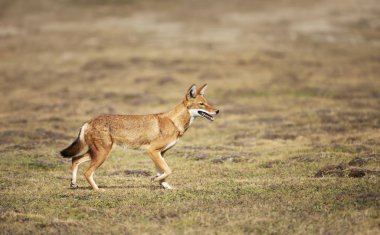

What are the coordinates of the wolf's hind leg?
(71, 153, 91, 188)
(84, 144, 112, 191)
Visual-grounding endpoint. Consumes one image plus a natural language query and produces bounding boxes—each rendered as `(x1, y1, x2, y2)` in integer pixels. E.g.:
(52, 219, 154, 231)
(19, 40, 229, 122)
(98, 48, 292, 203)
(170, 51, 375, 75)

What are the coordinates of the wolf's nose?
(216, 110, 220, 114)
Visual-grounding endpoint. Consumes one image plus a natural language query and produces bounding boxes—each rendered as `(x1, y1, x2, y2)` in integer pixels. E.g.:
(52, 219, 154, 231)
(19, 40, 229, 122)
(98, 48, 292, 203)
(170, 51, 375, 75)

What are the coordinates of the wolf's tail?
(60, 123, 89, 158)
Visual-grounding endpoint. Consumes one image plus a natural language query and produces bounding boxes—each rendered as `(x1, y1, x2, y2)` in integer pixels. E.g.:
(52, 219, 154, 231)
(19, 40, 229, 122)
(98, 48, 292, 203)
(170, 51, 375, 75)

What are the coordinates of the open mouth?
(198, 111, 214, 121)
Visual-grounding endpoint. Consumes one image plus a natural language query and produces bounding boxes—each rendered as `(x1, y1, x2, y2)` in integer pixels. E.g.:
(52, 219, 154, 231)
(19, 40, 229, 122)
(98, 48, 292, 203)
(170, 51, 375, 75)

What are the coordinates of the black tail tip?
(60, 149, 71, 158)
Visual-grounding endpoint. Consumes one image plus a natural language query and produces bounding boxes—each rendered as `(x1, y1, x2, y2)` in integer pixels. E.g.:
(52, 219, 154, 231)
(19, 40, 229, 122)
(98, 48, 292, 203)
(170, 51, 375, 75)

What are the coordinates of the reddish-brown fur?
(61, 84, 219, 191)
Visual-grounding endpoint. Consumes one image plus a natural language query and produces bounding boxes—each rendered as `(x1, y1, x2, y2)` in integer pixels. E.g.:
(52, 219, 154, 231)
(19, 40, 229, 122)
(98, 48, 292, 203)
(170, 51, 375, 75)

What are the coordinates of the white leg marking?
(157, 164, 173, 189)
(160, 182, 173, 190)
(71, 154, 90, 186)
(152, 153, 173, 184)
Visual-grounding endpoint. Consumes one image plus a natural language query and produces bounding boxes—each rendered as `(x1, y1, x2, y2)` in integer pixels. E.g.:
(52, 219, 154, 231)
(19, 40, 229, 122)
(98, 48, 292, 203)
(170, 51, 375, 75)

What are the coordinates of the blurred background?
(1, 0, 380, 150)
(1, 0, 379, 141)
(0, 0, 379, 234)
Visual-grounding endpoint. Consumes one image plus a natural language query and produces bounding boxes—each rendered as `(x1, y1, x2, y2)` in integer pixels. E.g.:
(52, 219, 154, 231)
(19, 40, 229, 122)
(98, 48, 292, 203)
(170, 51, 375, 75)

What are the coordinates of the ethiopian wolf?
(60, 84, 219, 191)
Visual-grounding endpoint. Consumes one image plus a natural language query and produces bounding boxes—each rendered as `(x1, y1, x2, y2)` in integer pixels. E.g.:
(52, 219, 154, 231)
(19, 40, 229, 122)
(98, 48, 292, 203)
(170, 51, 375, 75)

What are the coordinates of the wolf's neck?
(163, 101, 192, 136)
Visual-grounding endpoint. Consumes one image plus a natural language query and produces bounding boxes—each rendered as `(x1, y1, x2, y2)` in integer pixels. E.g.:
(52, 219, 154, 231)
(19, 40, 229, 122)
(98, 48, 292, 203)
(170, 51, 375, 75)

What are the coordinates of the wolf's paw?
(70, 182, 78, 189)
(94, 188, 106, 192)
(151, 176, 158, 182)
(160, 182, 173, 190)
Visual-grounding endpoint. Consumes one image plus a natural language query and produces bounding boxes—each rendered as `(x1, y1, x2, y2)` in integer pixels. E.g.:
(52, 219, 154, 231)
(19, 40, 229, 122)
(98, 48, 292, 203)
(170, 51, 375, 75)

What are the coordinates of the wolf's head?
(184, 84, 219, 121)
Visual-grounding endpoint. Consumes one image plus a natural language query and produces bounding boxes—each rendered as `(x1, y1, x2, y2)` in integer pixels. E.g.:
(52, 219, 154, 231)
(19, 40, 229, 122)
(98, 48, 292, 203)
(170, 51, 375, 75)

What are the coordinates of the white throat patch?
(189, 109, 199, 117)
(189, 116, 195, 125)
(188, 109, 199, 125)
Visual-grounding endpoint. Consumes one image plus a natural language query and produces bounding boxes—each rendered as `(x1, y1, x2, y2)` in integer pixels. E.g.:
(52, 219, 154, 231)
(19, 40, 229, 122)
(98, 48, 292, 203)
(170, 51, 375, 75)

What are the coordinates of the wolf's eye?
(199, 103, 205, 105)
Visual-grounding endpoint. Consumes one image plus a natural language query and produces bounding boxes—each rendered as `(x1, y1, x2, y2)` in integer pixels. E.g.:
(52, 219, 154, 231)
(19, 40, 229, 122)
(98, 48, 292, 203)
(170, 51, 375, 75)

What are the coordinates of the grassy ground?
(0, 0, 380, 234)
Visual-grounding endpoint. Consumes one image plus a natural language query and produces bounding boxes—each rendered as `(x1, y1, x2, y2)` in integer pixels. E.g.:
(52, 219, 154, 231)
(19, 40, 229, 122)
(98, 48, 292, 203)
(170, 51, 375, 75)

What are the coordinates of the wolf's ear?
(197, 83, 208, 95)
(186, 84, 197, 100)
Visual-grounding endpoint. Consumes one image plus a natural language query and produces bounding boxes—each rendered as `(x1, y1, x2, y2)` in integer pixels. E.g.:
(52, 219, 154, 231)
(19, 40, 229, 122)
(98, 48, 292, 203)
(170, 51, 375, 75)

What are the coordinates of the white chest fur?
(189, 116, 195, 125)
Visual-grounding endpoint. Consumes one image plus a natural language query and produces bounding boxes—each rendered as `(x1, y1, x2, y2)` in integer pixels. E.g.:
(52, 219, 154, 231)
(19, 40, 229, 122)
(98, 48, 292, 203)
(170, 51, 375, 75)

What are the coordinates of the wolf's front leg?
(156, 167, 173, 190)
(147, 149, 173, 189)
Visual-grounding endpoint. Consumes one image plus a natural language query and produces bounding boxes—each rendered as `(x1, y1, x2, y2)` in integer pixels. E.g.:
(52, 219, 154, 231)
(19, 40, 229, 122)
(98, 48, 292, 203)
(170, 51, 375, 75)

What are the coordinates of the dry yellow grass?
(0, 0, 379, 234)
